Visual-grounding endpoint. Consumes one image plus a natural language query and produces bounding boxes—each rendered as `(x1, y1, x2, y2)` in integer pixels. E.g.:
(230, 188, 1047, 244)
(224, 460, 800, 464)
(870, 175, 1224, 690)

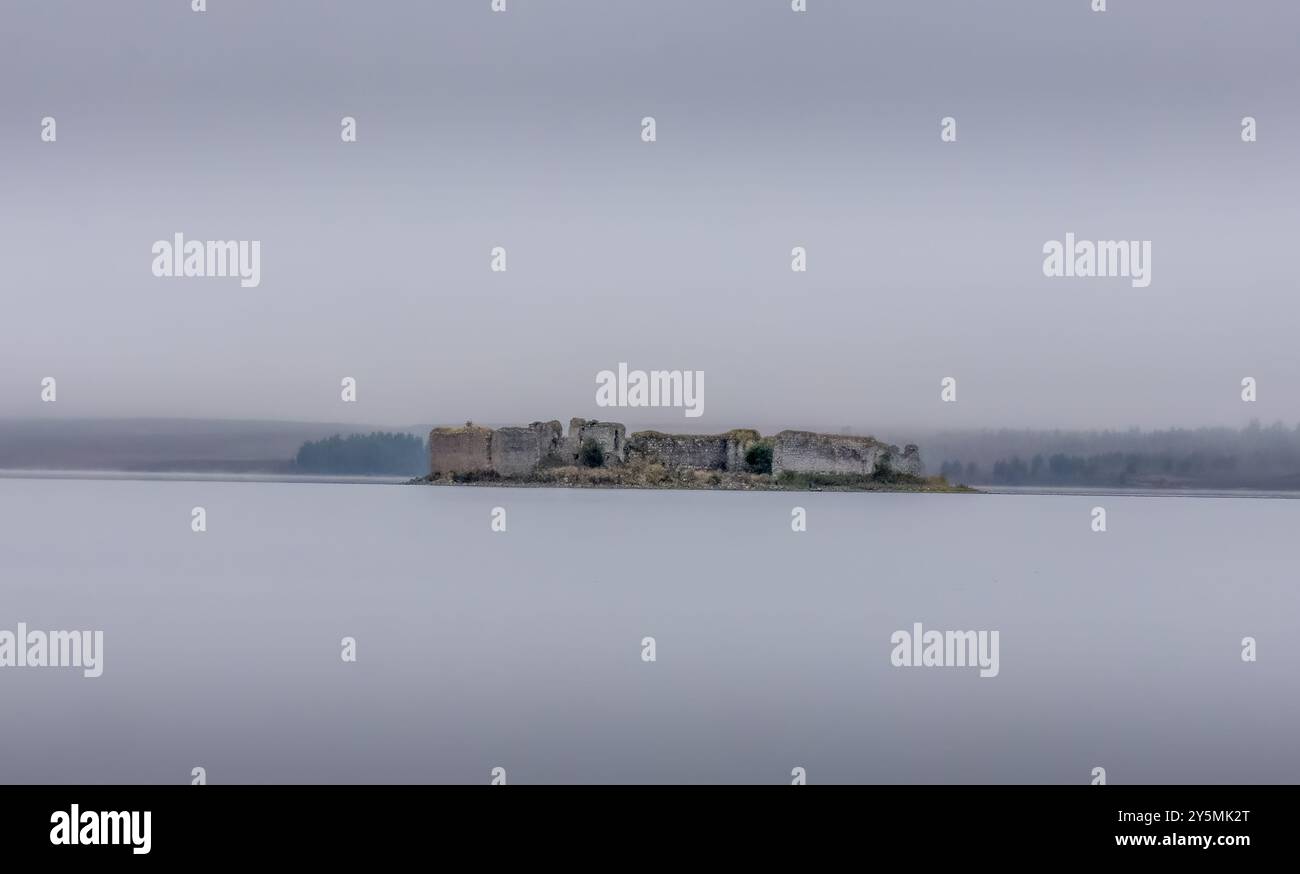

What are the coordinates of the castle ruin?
(428, 419, 922, 480)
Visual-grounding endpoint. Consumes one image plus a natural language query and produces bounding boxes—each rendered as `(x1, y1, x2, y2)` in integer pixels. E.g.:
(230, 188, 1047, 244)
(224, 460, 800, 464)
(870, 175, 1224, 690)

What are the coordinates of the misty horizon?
(4, 0, 1299, 430)
(6, 411, 1298, 437)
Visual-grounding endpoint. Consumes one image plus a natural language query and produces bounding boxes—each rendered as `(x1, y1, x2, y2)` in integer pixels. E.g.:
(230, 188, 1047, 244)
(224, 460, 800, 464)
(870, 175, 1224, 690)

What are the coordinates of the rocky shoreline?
(410, 461, 975, 493)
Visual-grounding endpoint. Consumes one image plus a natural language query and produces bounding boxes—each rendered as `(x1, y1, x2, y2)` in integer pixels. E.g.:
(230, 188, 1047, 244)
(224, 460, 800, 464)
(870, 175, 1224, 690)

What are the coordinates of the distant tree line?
(937, 460, 984, 482)
(942, 451, 1239, 486)
(294, 432, 427, 475)
(935, 421, 1300, 488)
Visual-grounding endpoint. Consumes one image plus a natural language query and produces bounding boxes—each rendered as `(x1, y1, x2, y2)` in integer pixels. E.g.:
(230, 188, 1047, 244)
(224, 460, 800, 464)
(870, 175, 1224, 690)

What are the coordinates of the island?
(411, 418, 972, 492)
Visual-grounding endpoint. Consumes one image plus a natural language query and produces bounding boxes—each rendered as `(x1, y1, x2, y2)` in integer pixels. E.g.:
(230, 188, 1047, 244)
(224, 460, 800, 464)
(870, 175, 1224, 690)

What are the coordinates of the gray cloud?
(2, 0, 1297, 431)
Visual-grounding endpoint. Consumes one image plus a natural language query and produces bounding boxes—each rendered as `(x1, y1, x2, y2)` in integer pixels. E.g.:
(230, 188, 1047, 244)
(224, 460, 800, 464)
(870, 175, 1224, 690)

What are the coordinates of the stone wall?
(726, 429, 761, 471)
(894, 444, 924, 477)
(564, 418, 626, 465)
(489, 420, 566, 475)
(771, 431, 924, 478)
(428, 419, 922, 479)
(626, 431, 727, 469)
(772, 430, 918, 477)
(430, 419, 624, 475)
(491, 428, 538, 476)
(532, 420, 566, 466)
(427, 424, 493, 475)
(626, 429, 760, 471)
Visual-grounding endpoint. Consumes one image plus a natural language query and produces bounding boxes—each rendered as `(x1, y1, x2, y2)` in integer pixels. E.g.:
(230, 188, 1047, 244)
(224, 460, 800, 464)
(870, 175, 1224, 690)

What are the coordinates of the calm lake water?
(1, 476, 1297, 784)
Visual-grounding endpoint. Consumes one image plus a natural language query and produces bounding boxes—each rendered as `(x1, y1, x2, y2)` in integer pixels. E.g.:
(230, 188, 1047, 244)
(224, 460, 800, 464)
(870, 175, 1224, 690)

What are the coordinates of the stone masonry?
(428, 419, 922, 479)
(770, 430, 921, 478)
(490, 420, 563, 476)
(625, 429, 759, 471)
(563, 418, 626, 465)
(427, 424, 493, 475)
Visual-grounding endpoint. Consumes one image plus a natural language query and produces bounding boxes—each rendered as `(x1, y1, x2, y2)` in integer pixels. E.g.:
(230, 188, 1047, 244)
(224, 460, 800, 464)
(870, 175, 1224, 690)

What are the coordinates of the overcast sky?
(2, 0, 1297, 432)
